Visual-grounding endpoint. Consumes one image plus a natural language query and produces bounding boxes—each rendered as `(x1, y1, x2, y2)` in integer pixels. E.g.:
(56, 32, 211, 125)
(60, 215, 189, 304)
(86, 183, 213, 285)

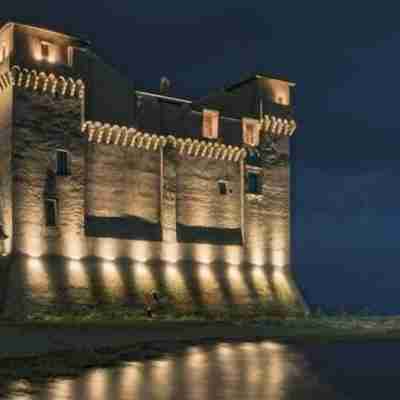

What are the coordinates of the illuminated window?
(0, 44, 6, 63)
(202, 109, 219, 139)
(247, 171, 262, 194)
(41, 42, 50, 60)
(56, 150, 70, 176)
(45, 199, 58, 227)
(242, 118, 260, 146)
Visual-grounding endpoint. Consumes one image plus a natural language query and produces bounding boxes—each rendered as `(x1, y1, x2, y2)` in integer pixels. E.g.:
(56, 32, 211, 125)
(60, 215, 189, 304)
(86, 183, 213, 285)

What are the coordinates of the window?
(67, 46, 74, 67)
(56, 150, 70, 176)
(247, 171, 262, 194)
(202, 109, 219, 139)
(0, 44, 6, 64)
(218, 180, 227, 195)
(242, 118, 260, 146)
(41, 42, 50, 60)
(45, 199, 58, 227)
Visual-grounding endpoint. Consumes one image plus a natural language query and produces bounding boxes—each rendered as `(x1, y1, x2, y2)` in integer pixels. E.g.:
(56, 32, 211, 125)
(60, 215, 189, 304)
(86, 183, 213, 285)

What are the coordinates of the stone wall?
(4, 255, 303, 317)
(0, 66, 13, 256)
(0, 73, 305, 318)
(12, 88, 84, 258)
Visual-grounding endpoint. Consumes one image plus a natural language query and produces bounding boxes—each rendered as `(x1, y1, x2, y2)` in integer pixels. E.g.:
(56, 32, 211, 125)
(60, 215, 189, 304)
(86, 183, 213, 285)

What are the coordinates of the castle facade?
(0, 22, 306, 316)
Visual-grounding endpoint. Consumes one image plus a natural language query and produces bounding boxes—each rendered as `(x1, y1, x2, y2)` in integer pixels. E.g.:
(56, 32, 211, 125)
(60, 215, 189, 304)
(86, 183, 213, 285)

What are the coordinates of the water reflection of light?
(164, 263, 191, 305)
(7, 381, 34, 400)
(119, 362, 142, 400)
(262, 341, 287, 397)
(47, 378, 74, 399)
(185, 347, 208, 399)
(149, 359, 173, 399)
(87, 369, 108, 400)
(227, 265, 249, 304)
(239, 343, 260, 387)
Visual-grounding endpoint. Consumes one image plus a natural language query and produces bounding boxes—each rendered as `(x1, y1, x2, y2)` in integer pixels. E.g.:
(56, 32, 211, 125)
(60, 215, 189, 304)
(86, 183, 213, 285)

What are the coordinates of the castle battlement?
(0, 21, 307, 317)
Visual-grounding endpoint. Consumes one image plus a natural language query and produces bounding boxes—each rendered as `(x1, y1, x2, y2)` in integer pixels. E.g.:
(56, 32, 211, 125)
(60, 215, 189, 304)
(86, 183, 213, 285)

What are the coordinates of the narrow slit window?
(247, 172, 262, 194)
(45, 199, 57, 227)
(56, 150, 69, 176)
(67, 46, 74, 67)
(218, 180, 227, 195)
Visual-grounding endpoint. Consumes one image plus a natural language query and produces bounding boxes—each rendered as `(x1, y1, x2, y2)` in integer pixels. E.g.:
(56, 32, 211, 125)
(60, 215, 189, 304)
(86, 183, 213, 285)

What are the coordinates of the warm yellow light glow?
(272, 269, 295, 304)
(25, 257, 52, 298)
(223, 245, 243, 265)
(47, 379, 74, 399)
(86, 369, 108, 400)
(7, 381, 34, 400)
(149, 359, 173, 399)
(271, 221, 288, 268)
(239, 343, 261, 387)
(62, 236, 87, 260)
(250, 265, 271, 298)
(101, 261, 123, 296)
(132, 262, 157, 297)
(261, 341, 287, 397)
(163, 263, 191, 306)
(21, 231, 45, 258)
(196, 263, 224, 305)
(226, 265, 249, 304)
(184, 347, 208, 398)
(93, 238, 119, 261)
(67, 260, 88, 289)
(193, 244, 218, 264)
(119, 362, 142, 400)
(130, 240, 152, 263)
(161, 242, 182, 263)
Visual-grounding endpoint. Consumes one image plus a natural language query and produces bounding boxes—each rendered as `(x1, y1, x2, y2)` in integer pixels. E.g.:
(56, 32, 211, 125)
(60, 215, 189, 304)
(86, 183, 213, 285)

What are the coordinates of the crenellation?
(0, 21, 307, 317)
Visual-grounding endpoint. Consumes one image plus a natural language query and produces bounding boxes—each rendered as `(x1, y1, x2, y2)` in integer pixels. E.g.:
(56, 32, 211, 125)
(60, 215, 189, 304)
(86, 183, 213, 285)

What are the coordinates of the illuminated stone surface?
(0, 21, 306, 317)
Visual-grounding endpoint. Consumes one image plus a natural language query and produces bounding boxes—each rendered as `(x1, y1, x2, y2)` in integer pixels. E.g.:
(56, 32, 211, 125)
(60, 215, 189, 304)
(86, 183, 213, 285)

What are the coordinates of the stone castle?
(0, 21, 306, 316)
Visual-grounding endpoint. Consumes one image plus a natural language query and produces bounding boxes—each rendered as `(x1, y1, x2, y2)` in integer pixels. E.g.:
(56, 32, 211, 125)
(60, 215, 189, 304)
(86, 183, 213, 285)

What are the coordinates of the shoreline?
(1, 316, 400, 387)
(1, 316, 400, 359)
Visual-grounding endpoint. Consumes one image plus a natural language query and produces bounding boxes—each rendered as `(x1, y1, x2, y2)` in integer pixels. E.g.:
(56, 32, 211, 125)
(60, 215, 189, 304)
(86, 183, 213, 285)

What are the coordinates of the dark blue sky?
(3, 1, 400, 313)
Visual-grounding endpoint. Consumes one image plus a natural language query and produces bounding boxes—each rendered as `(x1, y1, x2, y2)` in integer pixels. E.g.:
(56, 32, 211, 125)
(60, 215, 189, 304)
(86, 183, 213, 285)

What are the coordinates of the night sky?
(3, 2, 400, 314)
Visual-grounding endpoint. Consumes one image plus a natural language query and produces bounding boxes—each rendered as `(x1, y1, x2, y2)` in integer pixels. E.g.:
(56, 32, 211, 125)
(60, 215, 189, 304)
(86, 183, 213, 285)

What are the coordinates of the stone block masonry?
(0, 22, 306, 317)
